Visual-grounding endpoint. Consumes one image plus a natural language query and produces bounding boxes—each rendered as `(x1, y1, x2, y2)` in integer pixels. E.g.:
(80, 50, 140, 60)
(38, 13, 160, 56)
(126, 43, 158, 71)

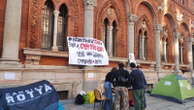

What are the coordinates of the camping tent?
(151, 74, 194, 103)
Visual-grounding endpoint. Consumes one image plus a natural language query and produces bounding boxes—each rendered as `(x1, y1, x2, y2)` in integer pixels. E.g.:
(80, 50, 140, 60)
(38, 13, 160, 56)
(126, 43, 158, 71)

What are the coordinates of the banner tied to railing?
(67, 36, 109, 66)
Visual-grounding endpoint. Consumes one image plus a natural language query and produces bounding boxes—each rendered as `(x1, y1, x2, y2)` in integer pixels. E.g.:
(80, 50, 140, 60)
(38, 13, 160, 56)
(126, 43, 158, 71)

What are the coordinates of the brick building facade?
(0, 0, 194, 98)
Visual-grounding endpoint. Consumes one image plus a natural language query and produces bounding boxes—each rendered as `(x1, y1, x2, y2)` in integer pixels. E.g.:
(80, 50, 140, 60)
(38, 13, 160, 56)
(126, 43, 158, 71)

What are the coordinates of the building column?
(163, 41, 167, 62)
(180, 45, 183, 64)
(154, 24, 162, 79)
(83, 0, 96, 91)
(187, 37, 194, 83)
(128, 14, 138, 54)
(84, 0, 96, 38)
(141, 35, 146, 60)
(174, 32, 180, 73)
(174, 32, 181, 73)
(0, 0, 22, 64)
(107, 26, 113, 56)
(52, 10, 59, 51)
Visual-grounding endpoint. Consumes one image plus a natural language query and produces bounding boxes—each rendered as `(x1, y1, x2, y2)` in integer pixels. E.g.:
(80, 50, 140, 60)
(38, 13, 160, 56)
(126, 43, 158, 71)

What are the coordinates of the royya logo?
(5, 84, 53, 106)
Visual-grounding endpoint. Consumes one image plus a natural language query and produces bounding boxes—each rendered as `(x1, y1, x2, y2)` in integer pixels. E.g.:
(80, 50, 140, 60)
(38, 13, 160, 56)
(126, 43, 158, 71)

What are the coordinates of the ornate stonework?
(154, 24, 163, 31)
(174, 32, 181, 39)
(28, 0, 44, 48)
(25, 55, 41, 65)
(128, 14, 138, 22)
(84, 0, 96, 7)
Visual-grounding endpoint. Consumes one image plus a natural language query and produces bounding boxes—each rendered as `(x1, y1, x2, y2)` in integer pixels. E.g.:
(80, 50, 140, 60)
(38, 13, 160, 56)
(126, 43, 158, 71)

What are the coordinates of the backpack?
(94, 88, 106, 100)
(75, 94, 84, 105)
(117, 70, 128, 83)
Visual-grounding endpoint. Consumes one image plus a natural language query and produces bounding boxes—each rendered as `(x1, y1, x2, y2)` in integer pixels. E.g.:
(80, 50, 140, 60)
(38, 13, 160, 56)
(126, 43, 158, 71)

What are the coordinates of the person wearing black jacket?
(129, 62, 147, 110)
(112, 62, 130, 110)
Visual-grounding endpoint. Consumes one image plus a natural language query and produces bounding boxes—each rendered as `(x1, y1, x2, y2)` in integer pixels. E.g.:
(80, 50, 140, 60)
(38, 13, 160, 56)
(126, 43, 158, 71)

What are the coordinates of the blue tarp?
(0, 80, 60, 110)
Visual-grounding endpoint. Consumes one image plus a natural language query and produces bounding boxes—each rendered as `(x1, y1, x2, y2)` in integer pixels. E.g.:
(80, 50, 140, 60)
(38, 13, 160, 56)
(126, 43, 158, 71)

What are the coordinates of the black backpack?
(117, 72, 128, 83)
(115, 69, 130, 87)
(75, 94, 84, 105)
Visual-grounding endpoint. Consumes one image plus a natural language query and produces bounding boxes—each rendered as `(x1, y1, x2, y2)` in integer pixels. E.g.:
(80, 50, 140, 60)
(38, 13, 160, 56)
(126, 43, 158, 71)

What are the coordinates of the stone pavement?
(61, 94, 194, 110)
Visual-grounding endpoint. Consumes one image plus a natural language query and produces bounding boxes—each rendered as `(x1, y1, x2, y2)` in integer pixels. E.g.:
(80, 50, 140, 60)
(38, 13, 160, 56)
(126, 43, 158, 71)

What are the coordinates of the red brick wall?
(2, 0, 191, 66)
(0, 0, 6, 57)
(135, 2, 155, 61)
(164, 15, 175, 63)
(94, 0, 128, 58)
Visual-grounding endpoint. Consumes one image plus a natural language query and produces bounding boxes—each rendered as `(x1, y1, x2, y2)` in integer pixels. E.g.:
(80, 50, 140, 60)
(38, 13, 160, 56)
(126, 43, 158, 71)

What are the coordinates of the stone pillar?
(83, 0, 96, 91)
(128, 14, 137, 54)
(84, 0, 96, 38)
(187, 37, 193, 69)
(154, 24, 162, 79)
(141, 35, 145, 60)
(52, 10, 59, 51)
(174, 32, 181, 73)
(180, 45, 183, 64)
(187, 37, 194, 83)
(163, 41, 167, 62)
(107, 26, 113, 56)
(0, 0, 22, 64)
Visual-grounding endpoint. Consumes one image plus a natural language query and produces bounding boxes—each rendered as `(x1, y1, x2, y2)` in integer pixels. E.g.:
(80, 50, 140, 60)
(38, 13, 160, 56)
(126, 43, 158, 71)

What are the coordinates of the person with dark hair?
(129, 62, 147, 110)
(103, 67, 117, 110)
(112, 62, 130, 110)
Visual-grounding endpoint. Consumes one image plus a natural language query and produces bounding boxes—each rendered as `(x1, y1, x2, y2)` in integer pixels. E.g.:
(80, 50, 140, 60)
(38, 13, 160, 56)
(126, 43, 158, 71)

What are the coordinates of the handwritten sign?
(67, 36, 109, 65)
(128, 53, 136, 64)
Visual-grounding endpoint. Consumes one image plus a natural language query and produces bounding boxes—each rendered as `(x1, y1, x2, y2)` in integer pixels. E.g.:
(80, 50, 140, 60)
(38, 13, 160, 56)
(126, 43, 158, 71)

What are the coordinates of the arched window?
(57, 4, 68, 51)
(41, 0, 54, 50)
(162, 27, 168, 62)
(138, 20, 147, 60)
(144, 31, 148, 59)
(161, 39, 168, 62)
(103, 18, 109, 51)
(179, 37, 184, 64)
(112, 21, 117, 56)
(138, 29, 142, 59)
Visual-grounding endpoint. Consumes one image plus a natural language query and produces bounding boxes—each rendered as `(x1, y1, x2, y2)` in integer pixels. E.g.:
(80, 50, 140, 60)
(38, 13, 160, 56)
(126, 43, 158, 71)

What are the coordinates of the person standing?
(103, 67, 117, 110)
(129, 62, 147, 110)
(112, 62, 130, 110)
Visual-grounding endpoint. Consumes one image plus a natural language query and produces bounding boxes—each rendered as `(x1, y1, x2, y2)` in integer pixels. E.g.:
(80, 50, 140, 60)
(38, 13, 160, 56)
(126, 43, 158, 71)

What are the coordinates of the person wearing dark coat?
(112, 63, 130, 110)
(129, 62, 147, 110)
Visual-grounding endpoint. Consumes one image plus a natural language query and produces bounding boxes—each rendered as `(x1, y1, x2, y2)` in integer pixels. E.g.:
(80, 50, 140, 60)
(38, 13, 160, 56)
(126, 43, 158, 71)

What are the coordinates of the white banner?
(67, 36, 109, 65)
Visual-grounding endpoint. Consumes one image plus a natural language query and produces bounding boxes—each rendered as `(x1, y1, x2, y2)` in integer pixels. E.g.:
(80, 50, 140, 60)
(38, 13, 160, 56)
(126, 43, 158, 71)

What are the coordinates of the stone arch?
(135, 15, 153, 60)
(179, 22, 190, 64)
(180, 22, 190, 37)
(28, 0, 84, 48)
(40, 0, 56, 11)
(112, 20, 118, 56)
(95, 0, 128, 57)
(56, 0, 84, 36)
(57, 4, 68, 51)
(134, 0, 158, 23)
(41, 0, 55, 50)
(164, 13, 176, 32)
(124, 0, 132, 15)
(103, 18, 110, 50)
(162, 13, 177, 63)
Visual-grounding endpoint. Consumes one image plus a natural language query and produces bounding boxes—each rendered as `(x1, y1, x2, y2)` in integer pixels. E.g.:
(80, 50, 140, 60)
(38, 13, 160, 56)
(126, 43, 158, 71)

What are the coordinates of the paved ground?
(61, 94, 194, 110)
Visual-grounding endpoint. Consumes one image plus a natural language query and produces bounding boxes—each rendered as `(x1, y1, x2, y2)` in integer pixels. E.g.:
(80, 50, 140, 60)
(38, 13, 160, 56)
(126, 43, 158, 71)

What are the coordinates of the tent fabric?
(58, 102, 65, 110)
(0, 80, 60, 110)
(151, 74, 194, 103)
